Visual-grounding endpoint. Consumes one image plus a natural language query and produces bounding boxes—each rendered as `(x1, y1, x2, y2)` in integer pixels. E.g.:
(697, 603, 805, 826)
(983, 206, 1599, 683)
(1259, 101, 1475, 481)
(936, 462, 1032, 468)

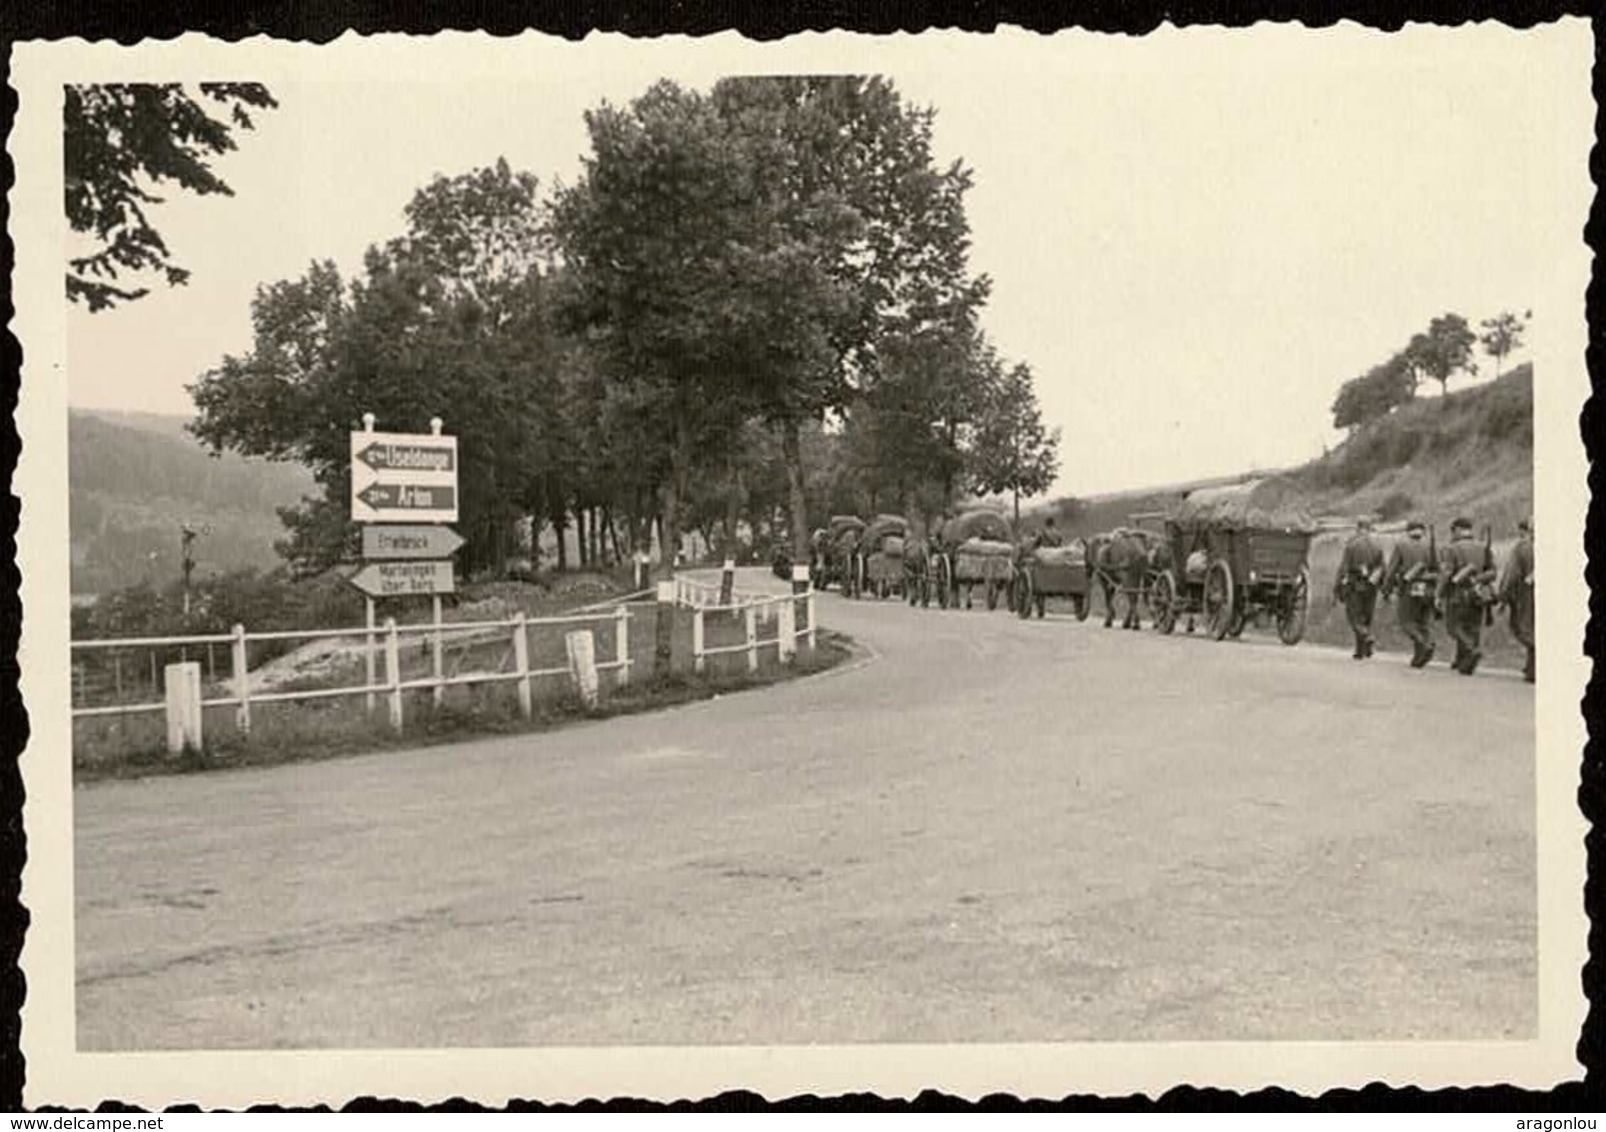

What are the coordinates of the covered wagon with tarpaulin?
(1148, 481, 1316, 643)
(935, 509, 1015, 610)
(1014, 538, 1092, 620)
(810, 516, 865, 594)
(853, 513, 909, 599)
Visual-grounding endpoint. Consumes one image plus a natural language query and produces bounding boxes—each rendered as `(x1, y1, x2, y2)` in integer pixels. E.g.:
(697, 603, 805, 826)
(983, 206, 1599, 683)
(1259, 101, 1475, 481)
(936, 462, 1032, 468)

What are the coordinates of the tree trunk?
(552, 509, 568, 572)
(660, 416, 692, 580)
(575, 507, 589, 568)
(783, 418, 809, 564)
(1013, 489, 1020, 528)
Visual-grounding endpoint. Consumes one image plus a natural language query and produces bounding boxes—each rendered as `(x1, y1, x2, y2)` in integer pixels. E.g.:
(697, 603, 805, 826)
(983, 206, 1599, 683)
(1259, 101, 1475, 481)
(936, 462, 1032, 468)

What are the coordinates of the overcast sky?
(63, 26, 1580, 496)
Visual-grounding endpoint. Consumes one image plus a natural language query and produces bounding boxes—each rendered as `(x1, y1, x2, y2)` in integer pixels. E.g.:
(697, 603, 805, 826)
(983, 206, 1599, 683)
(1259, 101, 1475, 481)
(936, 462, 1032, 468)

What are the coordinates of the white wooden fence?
(70, 606, 631, 738)
(680, 585, 817, 675)
(72, 570, 822, 751)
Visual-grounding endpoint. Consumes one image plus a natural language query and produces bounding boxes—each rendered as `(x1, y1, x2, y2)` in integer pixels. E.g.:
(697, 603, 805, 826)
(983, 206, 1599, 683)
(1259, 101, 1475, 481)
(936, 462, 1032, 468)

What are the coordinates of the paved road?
(75, 569, 1534, 1048)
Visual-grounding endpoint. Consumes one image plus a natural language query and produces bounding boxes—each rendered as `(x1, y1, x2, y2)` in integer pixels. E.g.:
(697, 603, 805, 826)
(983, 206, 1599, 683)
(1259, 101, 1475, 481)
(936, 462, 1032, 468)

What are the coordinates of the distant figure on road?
(1335, 516, 1385, 659)
(1384, 519, 1437, 668)
(1499, 518, 1535, 683)
(1438, 516, 1497, 675)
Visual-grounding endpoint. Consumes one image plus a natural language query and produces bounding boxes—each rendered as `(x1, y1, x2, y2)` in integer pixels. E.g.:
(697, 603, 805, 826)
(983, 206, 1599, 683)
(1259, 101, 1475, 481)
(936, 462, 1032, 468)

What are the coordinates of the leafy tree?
(1331, 354, 1415, 434)
(1479, 310, 1528, 379)
(552, 82, 777, 576)
(65, 82, 277, 311)
(1406, 313, 1479, 400)
(190, 161, 562, 577)
(969, 358, 1061, 525)
(707, 77, 990, 561)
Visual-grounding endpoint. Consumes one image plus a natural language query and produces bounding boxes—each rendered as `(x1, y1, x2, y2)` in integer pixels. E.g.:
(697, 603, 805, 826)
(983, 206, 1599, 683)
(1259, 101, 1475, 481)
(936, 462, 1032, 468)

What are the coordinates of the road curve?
(75, 568, 1534, 1048)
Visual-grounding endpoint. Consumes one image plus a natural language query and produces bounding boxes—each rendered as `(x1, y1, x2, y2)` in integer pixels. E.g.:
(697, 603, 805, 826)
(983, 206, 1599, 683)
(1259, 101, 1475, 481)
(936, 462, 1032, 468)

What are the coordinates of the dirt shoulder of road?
(74, 631, 857, 787)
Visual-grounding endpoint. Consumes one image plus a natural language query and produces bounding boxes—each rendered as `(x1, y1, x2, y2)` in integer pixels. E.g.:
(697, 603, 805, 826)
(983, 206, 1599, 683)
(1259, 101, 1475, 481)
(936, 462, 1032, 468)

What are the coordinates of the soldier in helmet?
(1499, 517, 1535, 683)
(1382, 519, 1437, 668)
(1335, 516, 1385, 659)
(1438, 516, 1498, 674)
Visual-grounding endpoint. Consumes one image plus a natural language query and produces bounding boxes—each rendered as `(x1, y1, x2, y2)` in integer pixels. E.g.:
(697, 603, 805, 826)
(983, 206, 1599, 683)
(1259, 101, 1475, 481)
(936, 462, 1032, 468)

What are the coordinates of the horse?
(1089, 530, 1148, 629)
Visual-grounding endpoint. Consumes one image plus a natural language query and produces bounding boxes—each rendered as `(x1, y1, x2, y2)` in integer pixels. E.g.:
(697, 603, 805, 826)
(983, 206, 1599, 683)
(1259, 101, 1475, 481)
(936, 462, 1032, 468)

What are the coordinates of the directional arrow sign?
(351, 428, 458, 523)
(346, 560, 456, 597)
(355, 440, 456, 473)
(362, 525, 466, 561)
(356, 483, 456, 514)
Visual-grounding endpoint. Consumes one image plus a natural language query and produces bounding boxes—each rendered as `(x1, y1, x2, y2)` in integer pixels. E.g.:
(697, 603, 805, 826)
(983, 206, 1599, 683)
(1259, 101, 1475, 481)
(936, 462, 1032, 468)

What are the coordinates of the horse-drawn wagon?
(1013, 538, 1092, 620)
(935, 509, 1015, 610)
(1146, 482, 1314, 643)
(855, 513, 910, 600)
(811, 515, 865, 594)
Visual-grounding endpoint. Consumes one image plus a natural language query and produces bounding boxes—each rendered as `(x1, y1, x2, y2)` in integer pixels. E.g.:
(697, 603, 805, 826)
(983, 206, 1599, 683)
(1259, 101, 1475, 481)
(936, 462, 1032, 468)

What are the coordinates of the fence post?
(791, 563, 812, 650)
(164, 661, 203, 756)
(385, 617, 403, 734)
(431, 594, 445, 709)
(778, 597, 796, 662)
(232, 623, 251, 736)
(614, 605, 630, 688)
(720, 558, 736, 608)
(745, 605, 758, 672)
(655, 580, 675, 677)
(693, 608, 706, 674)
(512, 612, 532, 720)
(565, 629, 600, 709)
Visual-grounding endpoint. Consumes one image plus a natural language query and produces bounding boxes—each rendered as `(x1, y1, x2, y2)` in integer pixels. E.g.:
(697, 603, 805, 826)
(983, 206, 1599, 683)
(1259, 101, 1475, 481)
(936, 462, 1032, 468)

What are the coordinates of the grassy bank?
(74, 628, 855, 784)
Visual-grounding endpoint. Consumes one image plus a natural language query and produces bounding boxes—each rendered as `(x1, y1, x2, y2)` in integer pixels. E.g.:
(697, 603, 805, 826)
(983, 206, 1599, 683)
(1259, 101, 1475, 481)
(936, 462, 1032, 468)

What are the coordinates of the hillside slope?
(70, 411, 316, 597)
(1041, 364, 1532, 538)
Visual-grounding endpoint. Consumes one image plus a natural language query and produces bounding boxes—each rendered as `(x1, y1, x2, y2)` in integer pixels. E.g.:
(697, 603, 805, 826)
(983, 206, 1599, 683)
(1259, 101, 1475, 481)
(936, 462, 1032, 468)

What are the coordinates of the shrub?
(1377, 491, 1414, 521)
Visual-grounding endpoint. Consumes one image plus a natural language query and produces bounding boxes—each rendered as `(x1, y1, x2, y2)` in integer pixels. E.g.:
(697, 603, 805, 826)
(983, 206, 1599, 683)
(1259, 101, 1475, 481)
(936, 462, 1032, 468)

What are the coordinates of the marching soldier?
(1335, 516, 1385, 659)
(1382, 519, 1437, 668)
(1437, 516, 1498, 675)
(1499, 518, 1535, 683)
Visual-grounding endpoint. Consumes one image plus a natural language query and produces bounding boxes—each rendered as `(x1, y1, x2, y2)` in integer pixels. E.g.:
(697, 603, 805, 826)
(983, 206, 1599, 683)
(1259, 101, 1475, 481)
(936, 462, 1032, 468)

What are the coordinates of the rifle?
(1482, 525, 1496, 627)
(1429, 523, 1443, 619)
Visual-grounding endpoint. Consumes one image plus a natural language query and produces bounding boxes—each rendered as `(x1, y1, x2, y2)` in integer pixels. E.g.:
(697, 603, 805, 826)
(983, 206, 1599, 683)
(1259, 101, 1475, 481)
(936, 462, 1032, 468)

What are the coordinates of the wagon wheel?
(1035, 586, 1047, 619)
(985, 577, 1000, 611)
(935, 555, 951, 609)
(1204, 560, 1235, 641)
(1151, 569, 1178, 635)
(1277, 567, 1310, 646)
(1226, 608, 1247, 639)
(1016, 569, 1034, 619)
(1073, 581, 1091, 621)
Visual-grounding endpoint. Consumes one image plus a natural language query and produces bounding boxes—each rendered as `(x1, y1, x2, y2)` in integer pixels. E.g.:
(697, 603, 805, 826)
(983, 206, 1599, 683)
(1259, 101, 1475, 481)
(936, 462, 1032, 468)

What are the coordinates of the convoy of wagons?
(804, 481, 1318, 646)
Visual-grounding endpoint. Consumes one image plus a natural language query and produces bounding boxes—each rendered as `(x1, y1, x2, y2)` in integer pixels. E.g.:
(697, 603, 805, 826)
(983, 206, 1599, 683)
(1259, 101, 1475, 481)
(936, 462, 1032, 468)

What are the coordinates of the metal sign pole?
(365, 595, 377, 717)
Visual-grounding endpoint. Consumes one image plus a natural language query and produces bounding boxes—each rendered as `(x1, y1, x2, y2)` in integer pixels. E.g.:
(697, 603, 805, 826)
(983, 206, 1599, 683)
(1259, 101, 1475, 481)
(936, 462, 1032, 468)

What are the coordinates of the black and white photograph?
(9, 22, 1593, 1106)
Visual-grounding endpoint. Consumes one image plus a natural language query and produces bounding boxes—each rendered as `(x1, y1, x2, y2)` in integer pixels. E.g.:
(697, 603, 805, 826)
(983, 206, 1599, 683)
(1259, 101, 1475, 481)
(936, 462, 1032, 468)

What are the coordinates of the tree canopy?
(66, 82, 277, 311)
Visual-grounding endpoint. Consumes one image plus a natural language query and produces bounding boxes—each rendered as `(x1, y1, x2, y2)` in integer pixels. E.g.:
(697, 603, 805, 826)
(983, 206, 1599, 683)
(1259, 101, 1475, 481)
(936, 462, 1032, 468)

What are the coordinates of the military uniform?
(1438, 520, 1497, 675)
(1335, 522, 1386, 658)
(1500, 522, 1535, 682)
(1384, 522, 1437, 667)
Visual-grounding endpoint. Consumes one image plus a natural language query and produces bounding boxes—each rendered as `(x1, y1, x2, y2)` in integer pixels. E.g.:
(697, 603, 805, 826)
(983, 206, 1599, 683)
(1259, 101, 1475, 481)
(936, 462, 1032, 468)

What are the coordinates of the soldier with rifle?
(1335, 516, 1386, 659)
(1499, 517, 1535, 683)
(1437, 516, 1499, 675)
(1382, 518, 1438, 668)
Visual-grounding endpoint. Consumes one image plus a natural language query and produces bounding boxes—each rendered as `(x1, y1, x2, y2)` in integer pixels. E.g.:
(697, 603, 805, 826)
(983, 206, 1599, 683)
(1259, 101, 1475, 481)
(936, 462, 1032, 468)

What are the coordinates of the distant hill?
(69, 410, 317, 598)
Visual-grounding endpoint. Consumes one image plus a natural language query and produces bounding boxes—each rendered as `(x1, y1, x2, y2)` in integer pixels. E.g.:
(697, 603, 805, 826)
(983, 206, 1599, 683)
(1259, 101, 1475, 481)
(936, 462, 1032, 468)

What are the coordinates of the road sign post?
(351, 416, 464, 714)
